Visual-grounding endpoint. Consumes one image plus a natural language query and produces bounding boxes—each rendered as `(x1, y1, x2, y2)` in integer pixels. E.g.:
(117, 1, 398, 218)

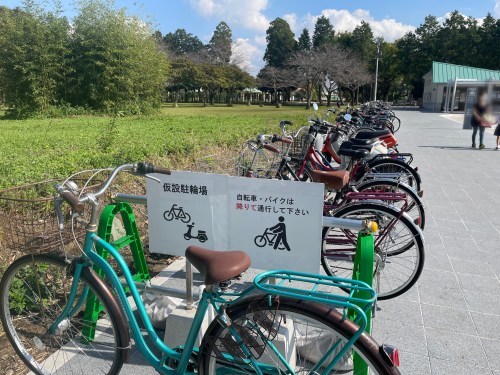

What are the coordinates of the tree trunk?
(326, 92, 332, 107)
(305, 80, 312, 110)
(318, 85, 323, 105)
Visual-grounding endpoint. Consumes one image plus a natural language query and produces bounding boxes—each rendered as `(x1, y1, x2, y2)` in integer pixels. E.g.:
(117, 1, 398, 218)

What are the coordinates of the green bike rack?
(350, 232, 375, 375)
(82, 202, 150, 341)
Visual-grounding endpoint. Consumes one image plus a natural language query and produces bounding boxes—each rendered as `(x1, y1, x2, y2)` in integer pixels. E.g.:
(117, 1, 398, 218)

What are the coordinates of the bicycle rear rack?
(253, 270, 375, 327)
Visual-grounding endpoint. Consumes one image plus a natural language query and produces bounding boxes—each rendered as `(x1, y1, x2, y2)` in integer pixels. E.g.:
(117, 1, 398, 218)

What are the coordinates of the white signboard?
(146, 171, 324, 273)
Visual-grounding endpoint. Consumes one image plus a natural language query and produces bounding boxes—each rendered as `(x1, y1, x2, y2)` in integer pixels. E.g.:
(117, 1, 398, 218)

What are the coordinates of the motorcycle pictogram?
(163, 204, 191, 223)
(184, 222, 208, 243)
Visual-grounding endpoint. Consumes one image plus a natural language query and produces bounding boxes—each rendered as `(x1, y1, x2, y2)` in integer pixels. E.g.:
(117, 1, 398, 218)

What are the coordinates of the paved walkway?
(119, 110, 500, 374)
(372, 110, 500, 374)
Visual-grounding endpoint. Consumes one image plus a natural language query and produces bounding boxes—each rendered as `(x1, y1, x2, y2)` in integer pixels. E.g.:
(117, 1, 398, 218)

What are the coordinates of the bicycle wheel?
(322, 202, 424, 300)
(355, 179, 426, 229)
(254, 235, 267, 248)
(365, 159, 421, 193)
(180, 211, 191, 223)
(199, 295, 400, 374)
(164, 210, 174, 221)
(390, 116, 401, 133)
(0, 253, 127, 375)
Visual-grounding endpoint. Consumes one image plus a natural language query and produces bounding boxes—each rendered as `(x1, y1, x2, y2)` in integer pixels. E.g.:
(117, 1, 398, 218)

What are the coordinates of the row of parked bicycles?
(236, 102, 425, 301)
(0, 102, 409, 374)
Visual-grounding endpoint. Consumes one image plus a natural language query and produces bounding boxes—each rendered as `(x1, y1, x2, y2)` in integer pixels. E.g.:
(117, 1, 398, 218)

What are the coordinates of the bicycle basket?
(289, 129, 312, 159)
(237, 141, 283, 179)
(0, 176, 105, 256)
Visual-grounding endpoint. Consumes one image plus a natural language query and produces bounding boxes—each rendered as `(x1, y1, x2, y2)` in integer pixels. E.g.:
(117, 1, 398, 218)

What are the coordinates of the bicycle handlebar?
(136, 162, 171, 176)
(56, 162, 171, 214)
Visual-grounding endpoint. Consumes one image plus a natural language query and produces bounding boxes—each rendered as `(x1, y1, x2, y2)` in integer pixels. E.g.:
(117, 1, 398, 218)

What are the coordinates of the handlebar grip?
(137, 162, 171, 175)
(280, 120, 293, 126)
(60, 191, 85, 213)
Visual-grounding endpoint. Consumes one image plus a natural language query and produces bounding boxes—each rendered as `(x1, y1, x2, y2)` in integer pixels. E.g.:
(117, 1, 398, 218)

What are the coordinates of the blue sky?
(2, 0, 499, 74)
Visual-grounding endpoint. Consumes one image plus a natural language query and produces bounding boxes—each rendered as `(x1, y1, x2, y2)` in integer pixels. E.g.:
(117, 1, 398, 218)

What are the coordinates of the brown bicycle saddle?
(311, 169, 350, 190)
(185, 246, 251, 285)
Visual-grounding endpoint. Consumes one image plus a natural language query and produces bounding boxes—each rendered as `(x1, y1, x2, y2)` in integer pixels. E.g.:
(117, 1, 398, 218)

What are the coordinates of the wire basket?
(237, 141, 283, 179)
(288, 130, 312, 159)
(0, 176, 106, 257)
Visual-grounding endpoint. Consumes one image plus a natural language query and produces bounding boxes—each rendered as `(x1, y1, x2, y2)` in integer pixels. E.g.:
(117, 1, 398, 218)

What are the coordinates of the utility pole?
(374, 40, 381, 102)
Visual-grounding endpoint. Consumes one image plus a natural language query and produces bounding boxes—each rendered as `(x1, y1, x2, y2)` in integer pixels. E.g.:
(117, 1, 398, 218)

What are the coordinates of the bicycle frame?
(40, 162, 382, 374)
(48, 228, 375, 375)
(323, 192, 408, 255)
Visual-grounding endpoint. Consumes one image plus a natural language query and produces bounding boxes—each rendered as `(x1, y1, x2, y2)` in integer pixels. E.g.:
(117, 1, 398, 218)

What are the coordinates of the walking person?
(270, 216, 291, 251)
(471, 92, 491, 149)
(495, 122, 500, 150)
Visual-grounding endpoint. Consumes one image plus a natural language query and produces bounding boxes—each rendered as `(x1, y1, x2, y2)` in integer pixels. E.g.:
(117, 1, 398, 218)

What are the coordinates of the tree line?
(157, 23, 254, 106)
(256, 11, 500, 107)
(0, 0, 168, 117)
(0, 0, 498, 117)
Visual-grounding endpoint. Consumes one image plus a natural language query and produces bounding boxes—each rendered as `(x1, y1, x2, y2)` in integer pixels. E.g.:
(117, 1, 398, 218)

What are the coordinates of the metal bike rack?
(113, 193, 372, 312)
(114, 193, 196, 309)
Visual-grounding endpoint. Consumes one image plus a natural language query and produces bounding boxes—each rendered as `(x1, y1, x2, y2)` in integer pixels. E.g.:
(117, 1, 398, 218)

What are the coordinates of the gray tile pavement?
(372, 110, 500, 374)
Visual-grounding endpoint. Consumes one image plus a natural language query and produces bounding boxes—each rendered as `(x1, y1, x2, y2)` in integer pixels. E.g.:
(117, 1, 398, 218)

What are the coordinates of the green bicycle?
(0, 162, 400, 375)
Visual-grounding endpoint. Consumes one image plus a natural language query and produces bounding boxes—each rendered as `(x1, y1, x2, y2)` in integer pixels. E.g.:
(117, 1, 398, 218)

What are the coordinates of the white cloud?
(254, 35, 267, 46)
(494, 0, 500, 17)
(285, 8, 415, 42)
(231, 38, 263, 75)
(189, 0, 270, 31)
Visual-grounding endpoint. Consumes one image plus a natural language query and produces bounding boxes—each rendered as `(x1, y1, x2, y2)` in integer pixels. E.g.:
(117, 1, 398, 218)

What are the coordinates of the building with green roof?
(422, 61, 500, 112)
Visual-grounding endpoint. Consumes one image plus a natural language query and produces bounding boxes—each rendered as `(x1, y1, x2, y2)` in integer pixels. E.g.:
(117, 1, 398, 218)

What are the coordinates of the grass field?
(0, 104, 314, 189)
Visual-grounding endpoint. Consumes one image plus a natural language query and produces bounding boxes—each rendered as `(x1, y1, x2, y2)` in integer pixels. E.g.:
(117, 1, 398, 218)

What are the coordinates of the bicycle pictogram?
(163, 204, 191, 223)
(254, 216, 291, 251)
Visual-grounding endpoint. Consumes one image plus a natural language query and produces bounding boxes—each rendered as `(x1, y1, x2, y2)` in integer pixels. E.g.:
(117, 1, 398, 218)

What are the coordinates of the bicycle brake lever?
(145, 173, 161, 183)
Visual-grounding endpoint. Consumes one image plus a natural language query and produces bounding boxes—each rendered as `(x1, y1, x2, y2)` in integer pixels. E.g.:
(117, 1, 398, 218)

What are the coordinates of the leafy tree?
(312, 16, 335, 48)
(163, 28, 204, 56)
(478, 14, 500, 70)
(435, 11, 470, 64)
(69, 0, 168, 114)
(264, 18, 296, 68)
(0, 3, 70, 116)
(224, 65, 254, 105)
(199, 64, 227, 105)
(350, 21, 375, 59)
(297, 28, 312, 51)
(208, 21, 232, 65)
(336, 31, 354, 49)
(377, 42, 401, 101)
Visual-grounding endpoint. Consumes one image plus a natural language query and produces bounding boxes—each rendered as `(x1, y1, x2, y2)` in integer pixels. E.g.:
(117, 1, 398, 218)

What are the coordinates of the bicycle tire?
(355, 179, 426, 229)
(198, 294, 400, 374)
(322, 202, 424, 300)
(391, 116, 401, 133)
(0, 253, 128, 375)
(180, 211, 191, 223)
(254, 235, 267, 248)
(365, 158, 422, 193)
